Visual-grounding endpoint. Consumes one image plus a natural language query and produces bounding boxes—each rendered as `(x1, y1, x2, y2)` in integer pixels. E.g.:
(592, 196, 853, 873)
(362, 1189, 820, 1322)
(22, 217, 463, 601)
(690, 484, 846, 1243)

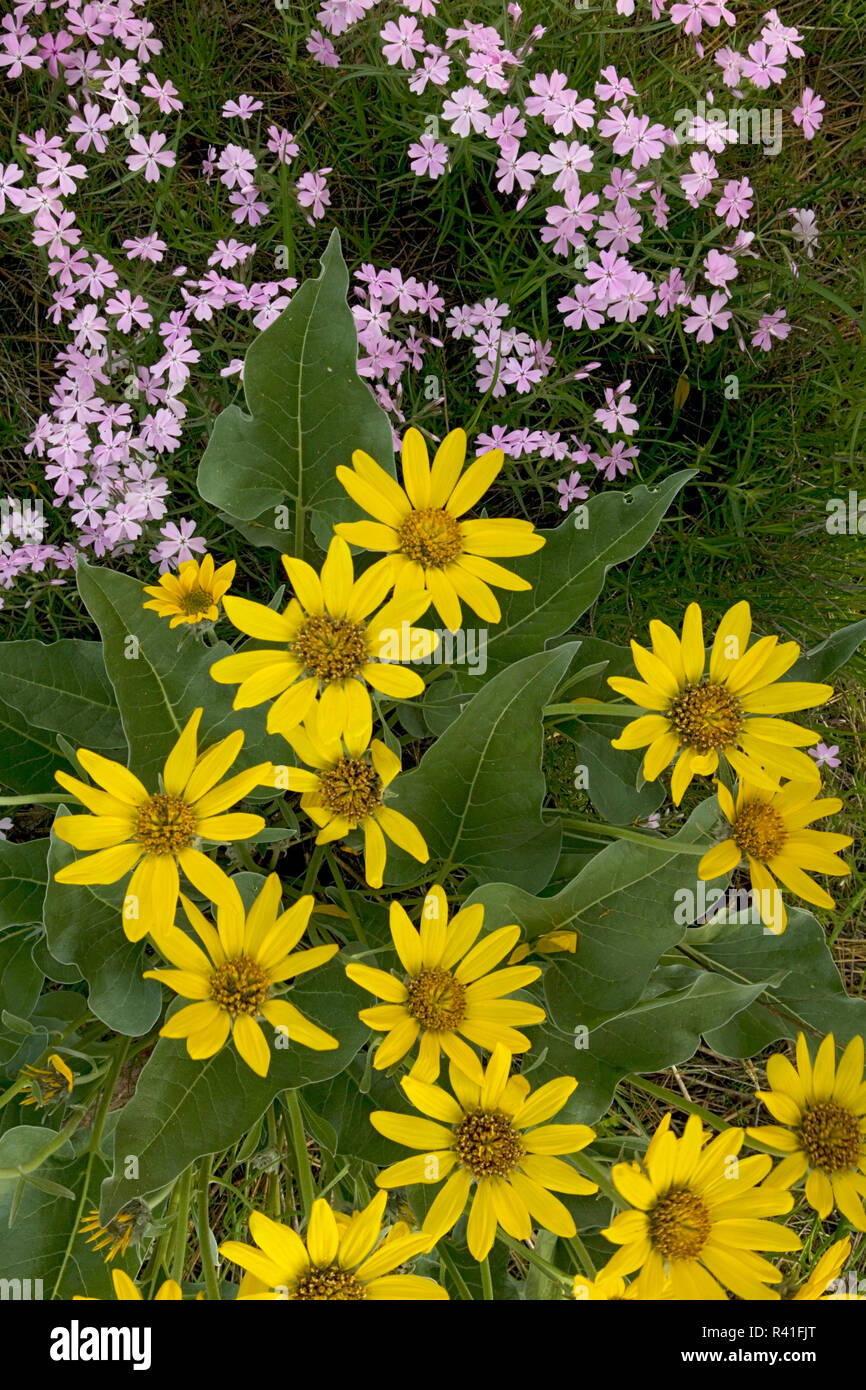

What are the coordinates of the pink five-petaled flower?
(751, 308, 790, 351)
(556, 471, 588, 510)
(407, 134, 449, 178)
(715, 176, 753, 227)
(126, 131, 176, 183)
(684, 291, 732, 343)
(792, 88, 825, 140)
(809, 742, 841, 770)
(380, 15, 425, 68)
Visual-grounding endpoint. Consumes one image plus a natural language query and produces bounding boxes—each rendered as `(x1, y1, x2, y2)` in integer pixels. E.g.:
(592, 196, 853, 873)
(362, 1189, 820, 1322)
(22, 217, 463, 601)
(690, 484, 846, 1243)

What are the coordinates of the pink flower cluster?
(0, 0, 332, 606)
(310, 3, 823, 368)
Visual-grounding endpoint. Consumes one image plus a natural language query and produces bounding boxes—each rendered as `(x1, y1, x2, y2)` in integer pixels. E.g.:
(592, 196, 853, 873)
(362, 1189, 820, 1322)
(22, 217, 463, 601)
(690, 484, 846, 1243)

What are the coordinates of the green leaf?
(694, 907, 866, 1055)
(0, 639, 123, 748)
(384, 645, 577, 891)
(0, 930, 42, 1017)
(534, 969, 767, 1123)
(196, 228, 395, 557)
(790, 619, 866, 682)
(305, 1058, 398, 1166)
(99, 961, 368, 1219)
(566, 723, 663, 825)
(468, 799, 720, 1031)
(0, 1128, 119, 1299)
(44, 817, 161, 1037)
(76, 562, 285, 787)
(0, 702, 75, 794)
(422, 471, 693, 731)
(0, 838, 48, 928)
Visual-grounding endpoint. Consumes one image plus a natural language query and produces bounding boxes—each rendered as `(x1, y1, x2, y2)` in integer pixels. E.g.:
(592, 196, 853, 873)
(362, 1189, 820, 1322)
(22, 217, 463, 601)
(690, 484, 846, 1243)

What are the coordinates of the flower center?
(668, 681, 744, 753)
(455, 1109, 525, 1179)
(134, 793, 198, 854)
(292, 614, 368, 682)
(731, 800, 787, 861)
(649, 1189, 712, 1261)
(291, 1267, 367, 1300)
(799, 1103, 862, 1173)
(407, 967, 467, 1030)
(210, 955, 271, 1017)
(180, 585, 216, 616)
(318, 756, 383, 822)
(398, 507, 463, 568)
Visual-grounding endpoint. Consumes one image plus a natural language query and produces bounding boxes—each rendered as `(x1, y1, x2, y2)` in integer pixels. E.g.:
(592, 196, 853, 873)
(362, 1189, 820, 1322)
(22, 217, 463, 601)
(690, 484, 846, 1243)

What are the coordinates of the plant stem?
(324, 847, 368, 944)
(283, 1089, 315, 1220)
(196, 1156, 221, 1302)
(171, 1165, 194, 1283)
(480, 1254, 494, 1300)
(544, 702, 635, 719)
(561, 818, 710, 855)
(301, 843, 325, 894)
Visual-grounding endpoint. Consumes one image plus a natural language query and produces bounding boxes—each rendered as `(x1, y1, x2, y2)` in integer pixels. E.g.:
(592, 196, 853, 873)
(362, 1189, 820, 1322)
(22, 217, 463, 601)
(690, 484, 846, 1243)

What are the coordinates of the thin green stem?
(479, 1254, 494, 1300)
(283, 1089, 315, 1220)
(438, 1243, 473, 1300)
(171, 1165, 194, 1283)
(324, 847, 368, 944)
(561, 818, 710, 855)
(301, 843, 325, 894)
(196, 1156, 221, 1302)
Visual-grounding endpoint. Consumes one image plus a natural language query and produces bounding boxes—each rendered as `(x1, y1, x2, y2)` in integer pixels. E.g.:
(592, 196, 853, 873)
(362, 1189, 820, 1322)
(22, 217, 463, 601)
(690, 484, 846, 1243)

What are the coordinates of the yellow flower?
(52, 707, 271, 940)
(273, 702, 428, 889)
(80, 1204, 150, 1262)
(20, 1052, 74, 1108)
(608, 601, 832, 804)
(219, 1191, 448, 1300)
(142, 553, 236, 628)
(748, 1032, 866, 1231)
(372, 1042, 598, 1261)
(601, 1113, 800, 1299)
(143, 873, 339, 1077)
(572, 1262, 663, 1300)
(698, 778, 851, 934)
(792, 1237, 854, 1300)
(75, 1269, 183, 1301)
(211, 536, 437, 740)
(345, 885, 545, 1084)
(333, 426, 544, 633)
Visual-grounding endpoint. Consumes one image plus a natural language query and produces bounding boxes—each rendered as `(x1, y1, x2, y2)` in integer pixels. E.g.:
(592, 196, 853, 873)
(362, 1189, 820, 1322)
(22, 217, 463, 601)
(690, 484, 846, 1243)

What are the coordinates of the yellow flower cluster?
(607, 601, 851, 933)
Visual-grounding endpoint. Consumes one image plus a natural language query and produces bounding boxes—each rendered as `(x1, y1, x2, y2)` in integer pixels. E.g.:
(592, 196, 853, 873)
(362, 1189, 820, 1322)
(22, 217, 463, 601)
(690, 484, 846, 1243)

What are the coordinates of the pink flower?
(740, 41, 787, 89)
(67, 104, 113, 154)
(703, 249, 738, 288)
(680, 150, 717, 204)
(123, 234, 166, 263)
(408, 134, 449, 178)
(594, 440, 639, 481)
(715, 176, 753, 227)
(307, 30, 340, 66)
(296, 170, 331, 221)
(607, 270, 656, 323)
(809, 742, 841, 770)
(684, 291, 732, 343)
(751, 308, 790, 351)
(380, 16, 425, 69)
(669, 0, 725, 37)
(584, 249, 632, 306)
(267, 126, 300, 163)
(540, 139, 593, 192)
(126, 132, 176, 183)
(218, 144, 257, 188)
(150, 519, 206, 572)
(556, 471, 589, 509)
(142, 74, 183, 114)
(495, 140, 540, 194)
(105, 290, 153, 334)
(792, 88, 825, 140)
(559, 285, 605, 331)
(442, 86, 490, 137)
(409, 50, 451, 94)
(222, 95, 263, 120)
(0, 162, 24, 214)
(594, 382, 639, 434)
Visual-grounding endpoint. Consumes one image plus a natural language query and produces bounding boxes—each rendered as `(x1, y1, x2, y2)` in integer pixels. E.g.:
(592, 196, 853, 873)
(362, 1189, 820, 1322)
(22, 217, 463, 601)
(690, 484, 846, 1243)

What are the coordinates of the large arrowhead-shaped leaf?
(534, 968, 767, 1123)
(383, 645, 577, 891)
(196, 228, 395, 557)
(76, 562, 285, 787)
(0, 639, 123, 749)
(789, 618, 866, 681)
(0, 704, 77, 794)
(468, 799, 720, 1030)
(99, 962, 367, 1219)
(695, 908, 866, 1055)
(44, 818, 161, 1037)
(422, 471, 693, 732)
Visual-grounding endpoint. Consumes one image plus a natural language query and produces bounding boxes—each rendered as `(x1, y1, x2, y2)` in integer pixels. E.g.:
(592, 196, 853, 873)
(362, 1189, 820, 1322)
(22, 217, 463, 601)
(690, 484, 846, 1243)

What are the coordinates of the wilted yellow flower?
(20, 1053, 74, 1108)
